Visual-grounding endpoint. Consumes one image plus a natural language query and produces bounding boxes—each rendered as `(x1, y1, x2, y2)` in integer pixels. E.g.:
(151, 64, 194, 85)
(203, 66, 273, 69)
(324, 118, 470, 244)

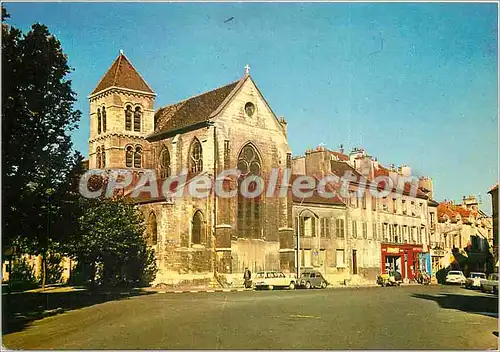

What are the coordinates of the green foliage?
(72, 197, 157, 288)
(9, 257, 39, 291)
(45, 252, 64, 284)
(2, 6, 82, 258)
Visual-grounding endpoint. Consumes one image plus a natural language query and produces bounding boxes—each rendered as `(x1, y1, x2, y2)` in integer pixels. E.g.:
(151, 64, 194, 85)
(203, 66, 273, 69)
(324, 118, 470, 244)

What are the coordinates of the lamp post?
(296, 207, 308, 279)
(207, 121, 218, 279)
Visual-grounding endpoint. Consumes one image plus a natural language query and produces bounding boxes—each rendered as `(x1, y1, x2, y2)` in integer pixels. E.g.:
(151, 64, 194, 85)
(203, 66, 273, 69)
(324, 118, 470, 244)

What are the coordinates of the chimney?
(278, 116, 287, 137)
(339, 144, 344, 155)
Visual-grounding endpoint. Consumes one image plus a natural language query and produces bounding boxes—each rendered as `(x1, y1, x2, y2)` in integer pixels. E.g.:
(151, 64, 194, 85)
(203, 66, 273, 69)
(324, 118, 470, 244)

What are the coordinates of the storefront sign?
(430, 249, 445, 257)
(387, 247, 400, 254)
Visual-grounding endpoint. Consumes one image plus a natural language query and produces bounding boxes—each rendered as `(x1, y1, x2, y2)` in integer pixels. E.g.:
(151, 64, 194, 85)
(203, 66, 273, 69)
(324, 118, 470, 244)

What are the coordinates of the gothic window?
(237, 143, 262, 239)
(125, 105, 133, 131)
(102, 106, 107, 132)
(134, 107, 142, 132)
(147, 212, 158, 246)
(126, 145, 133, 167)
(101, 146, 106, 168)
(96, 147, 101, 168)
(286, 153, 292, 169)
(97, 108, 102, 134)
(134, 146, 142, 168)
(189, 138, 203, 173)
(160, 147, 171, 178)
(192, 211, 203, 245)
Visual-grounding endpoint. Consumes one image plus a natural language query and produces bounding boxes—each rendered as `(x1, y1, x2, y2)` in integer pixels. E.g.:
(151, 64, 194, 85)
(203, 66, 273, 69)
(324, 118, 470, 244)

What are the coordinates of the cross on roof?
(244, 64, 250, 75)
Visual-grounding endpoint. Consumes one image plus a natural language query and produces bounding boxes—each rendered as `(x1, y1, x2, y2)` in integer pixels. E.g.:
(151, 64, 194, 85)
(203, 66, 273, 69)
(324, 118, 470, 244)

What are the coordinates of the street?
(3, 285, 498, 350)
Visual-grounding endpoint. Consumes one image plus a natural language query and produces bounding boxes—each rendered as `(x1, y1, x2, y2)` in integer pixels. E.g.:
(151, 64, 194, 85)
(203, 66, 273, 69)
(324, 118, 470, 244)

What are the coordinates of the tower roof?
(91, 52, 154, 95)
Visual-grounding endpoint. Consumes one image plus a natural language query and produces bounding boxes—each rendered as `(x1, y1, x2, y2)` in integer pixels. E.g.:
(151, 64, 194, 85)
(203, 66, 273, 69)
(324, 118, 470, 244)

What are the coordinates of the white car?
(465, 272, 487, 289)
(253, 271, 296, 290)
(445, 270, 466, 285)
(480, 273, 498, 294)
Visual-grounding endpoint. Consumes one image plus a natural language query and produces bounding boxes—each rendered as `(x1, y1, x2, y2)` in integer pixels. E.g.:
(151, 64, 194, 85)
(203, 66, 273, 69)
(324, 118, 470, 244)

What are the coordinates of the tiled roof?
(329, 159, 364, 181)
(330, 151, 349, 161)
(91, 53, 154, 95)
(437, 201, 480, 223)
(149, 79, 241, 139)
(291, 175, 346, 206)
(373, 165, 390, 178)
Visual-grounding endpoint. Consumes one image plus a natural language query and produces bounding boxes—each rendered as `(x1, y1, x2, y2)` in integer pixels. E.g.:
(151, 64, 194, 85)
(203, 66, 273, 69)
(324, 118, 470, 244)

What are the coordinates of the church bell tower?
(88, 50, 156, 170)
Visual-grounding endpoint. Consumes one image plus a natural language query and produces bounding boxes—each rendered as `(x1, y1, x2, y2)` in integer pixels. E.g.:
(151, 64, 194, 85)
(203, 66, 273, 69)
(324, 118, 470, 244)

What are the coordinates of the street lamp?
(207, 121, 218, 280)
(296, 207, 308, 279)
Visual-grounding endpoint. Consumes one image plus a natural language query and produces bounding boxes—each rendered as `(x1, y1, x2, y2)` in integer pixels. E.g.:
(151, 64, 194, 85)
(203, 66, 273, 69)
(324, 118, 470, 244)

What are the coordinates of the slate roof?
(149, 79, 241, 139)
(91, 53, 154, 95)
(291, 175, 346, 206)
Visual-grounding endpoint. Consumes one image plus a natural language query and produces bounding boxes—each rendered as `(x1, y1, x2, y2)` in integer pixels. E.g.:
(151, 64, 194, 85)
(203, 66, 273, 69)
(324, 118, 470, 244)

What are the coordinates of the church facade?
(88, 52, 295, 285)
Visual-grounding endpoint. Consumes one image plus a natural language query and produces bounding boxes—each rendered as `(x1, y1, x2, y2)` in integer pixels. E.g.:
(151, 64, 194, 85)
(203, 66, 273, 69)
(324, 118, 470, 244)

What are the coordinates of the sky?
(4, 2, 498, 214)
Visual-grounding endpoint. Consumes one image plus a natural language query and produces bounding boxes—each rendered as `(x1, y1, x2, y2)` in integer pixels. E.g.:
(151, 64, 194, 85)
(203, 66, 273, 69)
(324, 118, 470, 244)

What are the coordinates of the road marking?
(173, 291, 182, 293)
(189, 290, 198, 293)
(289, 314, 322, 319)
(206, 290, 215, 293)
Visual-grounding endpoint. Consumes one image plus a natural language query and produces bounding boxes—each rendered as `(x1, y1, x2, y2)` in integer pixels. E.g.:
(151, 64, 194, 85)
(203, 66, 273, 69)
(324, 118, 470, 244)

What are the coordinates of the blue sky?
(5, 2, 498, 213)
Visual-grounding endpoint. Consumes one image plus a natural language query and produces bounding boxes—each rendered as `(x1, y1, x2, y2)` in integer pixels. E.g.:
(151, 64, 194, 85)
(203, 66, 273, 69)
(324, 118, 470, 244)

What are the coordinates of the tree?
(2, 7, 82, 288)
(72, 197, 157, 288)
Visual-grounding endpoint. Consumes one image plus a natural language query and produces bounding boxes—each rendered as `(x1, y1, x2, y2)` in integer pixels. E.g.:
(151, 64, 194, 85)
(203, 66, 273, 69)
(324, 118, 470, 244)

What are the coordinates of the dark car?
(296, 270, 328, 289)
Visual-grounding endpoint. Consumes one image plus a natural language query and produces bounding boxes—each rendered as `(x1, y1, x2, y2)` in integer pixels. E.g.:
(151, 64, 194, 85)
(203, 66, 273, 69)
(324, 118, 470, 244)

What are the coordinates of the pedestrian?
(243, 267, 252, 288)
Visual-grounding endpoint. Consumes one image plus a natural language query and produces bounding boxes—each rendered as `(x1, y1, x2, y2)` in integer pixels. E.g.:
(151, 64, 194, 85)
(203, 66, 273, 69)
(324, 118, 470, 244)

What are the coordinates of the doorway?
(352, 250, 357, 274)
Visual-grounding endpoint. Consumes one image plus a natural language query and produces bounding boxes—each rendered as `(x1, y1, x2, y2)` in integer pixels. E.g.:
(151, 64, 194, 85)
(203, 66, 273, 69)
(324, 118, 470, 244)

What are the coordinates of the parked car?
(253, 271, 296, 290)
(296, 270, 328, 289)
(465, 272, 487, 289)
(445, 270, 466, 285)
(480, 273, 498, 294)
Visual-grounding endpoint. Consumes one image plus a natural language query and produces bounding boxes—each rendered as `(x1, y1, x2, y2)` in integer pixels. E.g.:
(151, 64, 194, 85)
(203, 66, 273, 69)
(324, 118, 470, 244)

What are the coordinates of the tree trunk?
(41, 251, 47, 290)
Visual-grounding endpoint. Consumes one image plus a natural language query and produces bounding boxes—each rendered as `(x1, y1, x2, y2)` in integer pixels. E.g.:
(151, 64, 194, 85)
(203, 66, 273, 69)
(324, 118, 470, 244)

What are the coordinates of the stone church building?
(88, 52, 295, 285)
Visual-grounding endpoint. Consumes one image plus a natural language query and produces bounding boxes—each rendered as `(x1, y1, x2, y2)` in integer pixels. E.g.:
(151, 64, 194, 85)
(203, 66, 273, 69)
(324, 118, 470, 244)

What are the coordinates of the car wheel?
(289, 282, 295, 290)
(480, 285, 485, 293)
(321, 281, 327, 289)
(305, 281, 311, 289)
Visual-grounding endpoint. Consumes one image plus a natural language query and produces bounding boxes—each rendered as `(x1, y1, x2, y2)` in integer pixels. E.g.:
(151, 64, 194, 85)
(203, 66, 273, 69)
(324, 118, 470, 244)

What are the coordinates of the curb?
(157, 288, 249, 294)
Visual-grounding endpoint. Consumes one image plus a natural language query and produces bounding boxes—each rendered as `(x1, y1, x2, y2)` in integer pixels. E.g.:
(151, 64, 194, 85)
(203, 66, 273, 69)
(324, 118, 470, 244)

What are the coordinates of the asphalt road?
(3, 285, 498, 350)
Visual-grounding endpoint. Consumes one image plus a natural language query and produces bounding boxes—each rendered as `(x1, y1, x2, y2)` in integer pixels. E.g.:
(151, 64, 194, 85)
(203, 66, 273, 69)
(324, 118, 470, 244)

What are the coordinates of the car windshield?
(448, 271, 463, 276)
(300, 273, 310, 278)
(255, 272, 265, 278)
(489, 274, 499, 280)
(470, 273, 486, 279)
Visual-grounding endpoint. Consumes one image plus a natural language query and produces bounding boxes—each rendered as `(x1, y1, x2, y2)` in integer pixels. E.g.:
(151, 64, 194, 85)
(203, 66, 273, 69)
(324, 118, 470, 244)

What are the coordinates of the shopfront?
(381, 243, 424, 280)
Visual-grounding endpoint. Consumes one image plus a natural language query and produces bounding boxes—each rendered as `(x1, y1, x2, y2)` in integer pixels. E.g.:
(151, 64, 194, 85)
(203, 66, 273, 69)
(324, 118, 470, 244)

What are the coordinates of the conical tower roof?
(91, 51, 154, 95)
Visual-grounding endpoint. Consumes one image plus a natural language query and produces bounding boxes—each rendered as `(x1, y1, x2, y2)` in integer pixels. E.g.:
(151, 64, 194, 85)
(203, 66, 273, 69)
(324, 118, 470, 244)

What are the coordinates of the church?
(88, 51, 296, 285)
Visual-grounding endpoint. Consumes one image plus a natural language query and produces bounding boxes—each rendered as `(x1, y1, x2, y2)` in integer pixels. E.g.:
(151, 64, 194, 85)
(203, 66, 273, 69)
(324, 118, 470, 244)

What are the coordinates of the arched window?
(189, 138, 203, 173)
(134, 146, 142, 168)
(160, 147, 171, 178)
(126, 145, 133, 167)
(237, 143, 262, 239)
(97, 108, 101, 134)
(134, 107, 142, 132)
(125, 105, 133, 131)
(96, 146, 101, 168)
(101, 146, 106, 168)
(192, 211, 203, 245)
(102, 106, 107, 132)
(147, 212, 158, 246)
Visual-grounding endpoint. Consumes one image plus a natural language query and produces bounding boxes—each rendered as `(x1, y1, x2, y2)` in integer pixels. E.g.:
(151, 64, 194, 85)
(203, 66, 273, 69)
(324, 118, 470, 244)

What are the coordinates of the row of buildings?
(82, 52, 496, 286)
(5, 52, 495, 287)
